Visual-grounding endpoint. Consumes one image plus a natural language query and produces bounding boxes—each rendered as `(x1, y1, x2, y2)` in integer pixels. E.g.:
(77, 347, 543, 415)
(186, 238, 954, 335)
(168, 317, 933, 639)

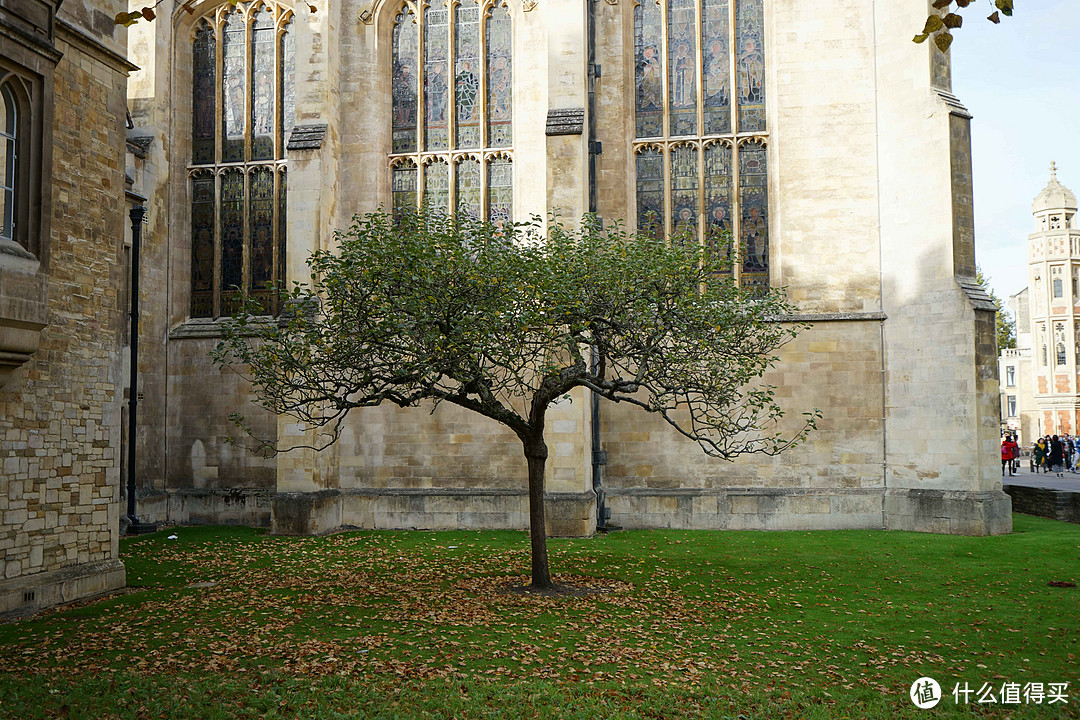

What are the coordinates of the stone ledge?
(0, 558, 126, 618)
(607, 487, 884, 497)
(884, 488, 1012, 536)
(1004, 485, 1080, 524)
(287, 124, 328, 151)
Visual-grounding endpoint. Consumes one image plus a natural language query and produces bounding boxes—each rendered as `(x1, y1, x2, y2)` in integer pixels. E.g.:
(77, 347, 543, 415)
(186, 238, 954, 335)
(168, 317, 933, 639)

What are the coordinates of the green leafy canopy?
(213, 209, 819, 460)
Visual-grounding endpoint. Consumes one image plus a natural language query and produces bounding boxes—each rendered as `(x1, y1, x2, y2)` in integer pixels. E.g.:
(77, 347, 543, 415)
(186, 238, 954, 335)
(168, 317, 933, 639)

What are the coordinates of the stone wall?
(1004, 485, 1080, 525)
(123, 0, 1011, 539)
(0, 0, 133, 615)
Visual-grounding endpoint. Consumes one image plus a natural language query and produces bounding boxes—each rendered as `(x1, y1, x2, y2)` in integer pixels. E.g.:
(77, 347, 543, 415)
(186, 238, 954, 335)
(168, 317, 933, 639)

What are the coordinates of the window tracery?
(188, 0, 294, 318)
(633, 0, 767, 289)
(390, 0, 513, 221)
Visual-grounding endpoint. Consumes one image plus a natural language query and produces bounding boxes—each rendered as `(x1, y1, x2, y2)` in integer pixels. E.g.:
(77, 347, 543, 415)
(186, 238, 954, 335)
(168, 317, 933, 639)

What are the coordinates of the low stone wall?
(1004, 485, 1080, 524)
(133, 488, 273, 527)
(0, 559, 125, 618)
(271, 489, 597, 538)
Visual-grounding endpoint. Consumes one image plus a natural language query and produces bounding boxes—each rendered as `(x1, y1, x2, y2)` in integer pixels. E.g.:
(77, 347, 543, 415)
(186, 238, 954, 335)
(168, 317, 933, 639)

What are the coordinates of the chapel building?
(1, 0, 1014, 614)
(111, 0, 1013, 539)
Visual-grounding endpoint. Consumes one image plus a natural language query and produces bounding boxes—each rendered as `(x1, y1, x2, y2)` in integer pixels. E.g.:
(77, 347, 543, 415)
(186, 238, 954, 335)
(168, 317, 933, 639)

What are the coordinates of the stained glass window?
(486, 3, 512, 148)
(220, 169, 245, 315)
(634, 0, 663, 138)
(701, 0, 730, 135)
(487, 157, 512, 226)
(668, 0, 697, 137)
(192, 22, 216, 165)
(281, 23, 295, 155)
(188, 1, 294, 318)
(249, 166, 275, 306)
(636, 148, 664, 242)
(704, 142, 732, 271)
(455, 0, 480, 149)
(633, 0, 768, 288)
(251, 6, 276, 161)
(670, 144, 697, 241)
(739, 140, 768, 288)
(456, 157, 481, 219)
(392, 161, 418, 217)
(190, 173, 216, 318)
(391, 0, 513, 222)
(425, 160, 450, 216)
(222, 11, 245, 163)
(735, 0, 765, 132)
(424, 5, 450, 151)
(392, 9, 418, 153)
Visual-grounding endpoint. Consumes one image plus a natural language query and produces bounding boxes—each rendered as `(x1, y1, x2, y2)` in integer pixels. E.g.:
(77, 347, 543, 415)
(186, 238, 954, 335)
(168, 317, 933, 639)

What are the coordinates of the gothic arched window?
(633, 0, 767, 289)
(189, 1, 294, 318)
(0, 76, 32, 254)
(390, 0, 513, 221)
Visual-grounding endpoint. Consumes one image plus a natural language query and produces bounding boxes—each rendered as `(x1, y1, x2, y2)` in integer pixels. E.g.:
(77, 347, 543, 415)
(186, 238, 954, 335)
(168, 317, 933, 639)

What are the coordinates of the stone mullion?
(417, 5, 427, 160)
(479, 2, 489, 152)
(695, 139, 705, 252)
(728, 0, 737, 136)
(659, 0, 669, 141)
(731, 141, 741, 285)
(274, 12, 286, 166)
(478, 3, 488, 218)
(448, 0, 457, 156)
(270, 166, 280, 314)
(693, 0, 704, 249)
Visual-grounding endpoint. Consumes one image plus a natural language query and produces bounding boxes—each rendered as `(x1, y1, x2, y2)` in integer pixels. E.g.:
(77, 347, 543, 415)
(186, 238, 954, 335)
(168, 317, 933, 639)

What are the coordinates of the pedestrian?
(1048, 435, 1065, 478)
(1001, 435, 1018, 477)
(1011, 435, 1021, 474)
(1065, 435, 1074, 473)
(1035, 437, 1047, 472)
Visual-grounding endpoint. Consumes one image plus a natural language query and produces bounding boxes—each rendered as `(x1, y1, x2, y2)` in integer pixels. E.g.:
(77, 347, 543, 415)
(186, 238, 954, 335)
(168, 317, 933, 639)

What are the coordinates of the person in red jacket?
(1001, 436, 1019, 477)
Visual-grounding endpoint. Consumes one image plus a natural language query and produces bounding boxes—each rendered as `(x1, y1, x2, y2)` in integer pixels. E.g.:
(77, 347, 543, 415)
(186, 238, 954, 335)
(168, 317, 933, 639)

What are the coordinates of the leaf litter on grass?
(1, 517, 1078, 719)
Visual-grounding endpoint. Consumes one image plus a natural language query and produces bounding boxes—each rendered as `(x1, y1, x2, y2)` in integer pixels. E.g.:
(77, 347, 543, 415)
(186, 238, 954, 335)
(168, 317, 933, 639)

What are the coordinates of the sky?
(950, 0, 1080, 307)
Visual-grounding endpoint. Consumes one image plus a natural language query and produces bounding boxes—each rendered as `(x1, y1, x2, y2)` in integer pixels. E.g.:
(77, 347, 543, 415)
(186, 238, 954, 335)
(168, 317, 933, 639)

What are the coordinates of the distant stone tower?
(1028, 163, 1080, 435)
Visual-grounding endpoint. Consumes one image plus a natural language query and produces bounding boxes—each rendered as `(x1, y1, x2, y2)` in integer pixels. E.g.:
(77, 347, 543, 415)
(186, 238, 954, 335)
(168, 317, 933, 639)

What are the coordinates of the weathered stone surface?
(109, 0, 1011, 540)
(0, 0, 132, 613)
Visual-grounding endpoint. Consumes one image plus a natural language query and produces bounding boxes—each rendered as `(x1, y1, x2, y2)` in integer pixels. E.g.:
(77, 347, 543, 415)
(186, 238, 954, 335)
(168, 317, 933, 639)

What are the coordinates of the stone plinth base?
(0, 559, 126, 618)
(884, 488, 1012, 535)
(135, 488, 273, 527)
(607, 487, 886, 531)
(270, 489, 597, 538)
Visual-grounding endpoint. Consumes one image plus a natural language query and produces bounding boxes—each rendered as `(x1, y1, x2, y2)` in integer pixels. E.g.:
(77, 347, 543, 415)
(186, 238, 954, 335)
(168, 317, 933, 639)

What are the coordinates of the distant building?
(1003, 164, 1080, 442)
(999, 289, 1033, 442)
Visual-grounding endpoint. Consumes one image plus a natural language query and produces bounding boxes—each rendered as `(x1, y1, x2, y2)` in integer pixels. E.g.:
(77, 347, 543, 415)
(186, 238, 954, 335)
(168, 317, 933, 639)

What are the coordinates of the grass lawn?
(0, 513, 1077, 719)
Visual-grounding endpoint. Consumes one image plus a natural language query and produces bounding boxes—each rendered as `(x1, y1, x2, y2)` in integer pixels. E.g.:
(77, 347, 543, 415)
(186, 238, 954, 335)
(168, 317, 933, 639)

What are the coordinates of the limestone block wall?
(600, 321, 885, 530)
(165, 336, 278, 495)
(873, 1, 1009, 534)
(0, 0, 132, 615)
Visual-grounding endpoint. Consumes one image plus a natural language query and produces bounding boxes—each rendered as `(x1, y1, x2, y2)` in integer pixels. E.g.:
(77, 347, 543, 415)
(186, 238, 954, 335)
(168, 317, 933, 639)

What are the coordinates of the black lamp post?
(125, 197, 157, 535)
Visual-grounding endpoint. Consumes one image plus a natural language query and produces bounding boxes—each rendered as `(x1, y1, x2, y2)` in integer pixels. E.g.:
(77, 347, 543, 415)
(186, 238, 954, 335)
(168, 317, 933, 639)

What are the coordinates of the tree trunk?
(524, 442, 552, 589)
